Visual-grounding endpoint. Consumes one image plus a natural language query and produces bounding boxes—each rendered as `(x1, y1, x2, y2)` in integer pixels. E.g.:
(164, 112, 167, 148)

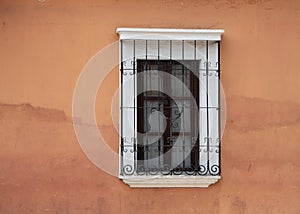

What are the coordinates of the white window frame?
(117, 28, 224, 188)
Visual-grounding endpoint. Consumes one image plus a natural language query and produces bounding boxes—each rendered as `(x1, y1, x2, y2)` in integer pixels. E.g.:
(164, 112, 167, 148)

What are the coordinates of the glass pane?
(144, 100, 165, 133)
(170, 65, 191, 97)
(137, 59, 200, 170)
(171, 136, 192, 168)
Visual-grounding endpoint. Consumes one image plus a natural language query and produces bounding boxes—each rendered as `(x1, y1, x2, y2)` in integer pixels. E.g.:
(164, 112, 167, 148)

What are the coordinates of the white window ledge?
(116, 28, 224, 41)
(120, 176, 221, 188)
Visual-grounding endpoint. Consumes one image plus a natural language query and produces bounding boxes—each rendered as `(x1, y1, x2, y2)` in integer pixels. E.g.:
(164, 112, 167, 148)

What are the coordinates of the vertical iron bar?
(194, 40, 197, 59)
(217, 41, 221, 176)
(145, 40, 148, 172)
(120, 39, 124, 176)
(170, 40, 172, 60)
(182, 40, 185, 169)
(206, 40, 210, 175)
(158, 40, 161, 171)
(158, 40, 160, 61)
(194, 40, 199, 173)
(169, 41, 172, 171)
(133, 40, 136, 172)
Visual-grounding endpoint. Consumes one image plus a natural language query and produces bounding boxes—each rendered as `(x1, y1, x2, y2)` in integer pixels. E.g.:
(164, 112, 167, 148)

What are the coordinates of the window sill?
(120, 175, 221, 188)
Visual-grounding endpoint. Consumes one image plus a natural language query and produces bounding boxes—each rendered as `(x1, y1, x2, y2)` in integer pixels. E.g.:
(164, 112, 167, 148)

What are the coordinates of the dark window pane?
(137, 60, 199, 170)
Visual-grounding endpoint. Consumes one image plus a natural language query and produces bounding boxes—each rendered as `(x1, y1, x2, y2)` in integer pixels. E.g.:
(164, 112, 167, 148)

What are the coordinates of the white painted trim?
(118, 28, 222, 188)
(116, 28, 224, 41)
(121, 176, 221, 188)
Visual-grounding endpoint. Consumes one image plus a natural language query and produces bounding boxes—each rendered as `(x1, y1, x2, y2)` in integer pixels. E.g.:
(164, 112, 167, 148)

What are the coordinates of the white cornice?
(116, 28, 224, 41)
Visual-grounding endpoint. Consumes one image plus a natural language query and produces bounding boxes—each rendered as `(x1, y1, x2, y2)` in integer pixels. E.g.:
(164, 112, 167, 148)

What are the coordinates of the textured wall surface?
(0, 0, 300, 213)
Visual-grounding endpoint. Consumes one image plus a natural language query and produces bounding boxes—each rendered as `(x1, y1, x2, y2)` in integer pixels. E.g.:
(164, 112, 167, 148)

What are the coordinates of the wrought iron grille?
(120, 39, 221, 176)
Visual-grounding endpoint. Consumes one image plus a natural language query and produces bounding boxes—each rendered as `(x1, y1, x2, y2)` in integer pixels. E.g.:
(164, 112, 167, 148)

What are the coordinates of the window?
(117, 28, 224, 187)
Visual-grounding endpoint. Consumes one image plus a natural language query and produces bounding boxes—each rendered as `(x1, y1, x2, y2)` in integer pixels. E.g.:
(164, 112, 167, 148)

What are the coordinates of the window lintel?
(116, 28, 224, 41)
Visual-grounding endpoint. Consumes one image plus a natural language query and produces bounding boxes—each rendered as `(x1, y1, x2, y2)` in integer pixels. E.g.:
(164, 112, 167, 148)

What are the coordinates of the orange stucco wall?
(0, 0, 299, 213)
